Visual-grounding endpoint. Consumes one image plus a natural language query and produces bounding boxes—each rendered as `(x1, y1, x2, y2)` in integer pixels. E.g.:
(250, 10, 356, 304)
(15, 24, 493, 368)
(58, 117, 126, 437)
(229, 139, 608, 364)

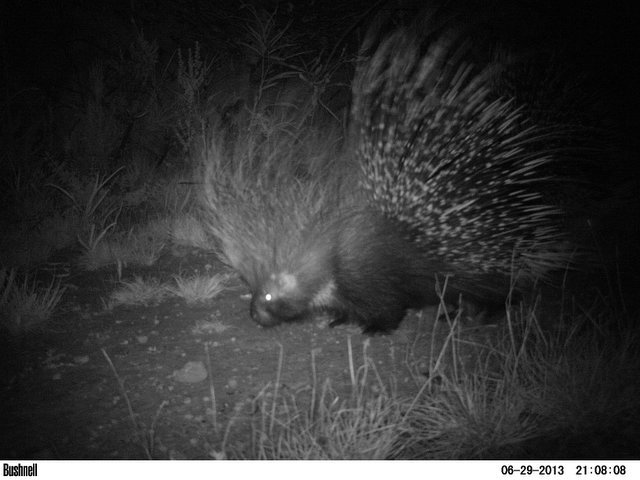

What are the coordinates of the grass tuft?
(0, 268, 66, 335)
(107, 276, 169, 308)
(169, 272, 231, 305)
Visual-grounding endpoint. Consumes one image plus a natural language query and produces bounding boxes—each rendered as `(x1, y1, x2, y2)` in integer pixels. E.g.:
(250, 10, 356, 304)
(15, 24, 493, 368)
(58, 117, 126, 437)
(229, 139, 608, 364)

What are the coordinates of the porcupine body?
(232, 27, 574, 334)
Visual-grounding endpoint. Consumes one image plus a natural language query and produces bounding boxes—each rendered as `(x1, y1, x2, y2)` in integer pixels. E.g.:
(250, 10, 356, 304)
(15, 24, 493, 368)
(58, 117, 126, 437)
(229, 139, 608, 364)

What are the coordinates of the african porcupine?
(202, 26, 576, 334)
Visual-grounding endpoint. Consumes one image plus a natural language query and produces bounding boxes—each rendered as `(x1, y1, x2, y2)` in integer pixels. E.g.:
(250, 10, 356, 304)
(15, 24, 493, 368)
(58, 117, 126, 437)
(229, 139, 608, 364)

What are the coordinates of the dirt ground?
(0, 247, 471, 459)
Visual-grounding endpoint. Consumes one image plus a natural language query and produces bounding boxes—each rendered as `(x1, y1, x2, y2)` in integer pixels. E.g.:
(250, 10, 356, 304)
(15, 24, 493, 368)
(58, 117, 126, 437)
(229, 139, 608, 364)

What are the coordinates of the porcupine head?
(248, 216, 339, 327)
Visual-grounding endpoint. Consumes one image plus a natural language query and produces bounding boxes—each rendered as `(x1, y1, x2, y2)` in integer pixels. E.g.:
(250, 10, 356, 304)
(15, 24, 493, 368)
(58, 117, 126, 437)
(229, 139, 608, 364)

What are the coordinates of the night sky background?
(2, 1, 640, 176)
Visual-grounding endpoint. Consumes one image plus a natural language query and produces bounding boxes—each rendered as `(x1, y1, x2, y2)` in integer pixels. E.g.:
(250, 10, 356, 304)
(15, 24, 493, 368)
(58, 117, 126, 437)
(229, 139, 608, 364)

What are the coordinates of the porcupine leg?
(327, 304, 406, 334)
(361, 322, 400, 335)
(327, 310, 349, 328)
(360, 307, 408, 335)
